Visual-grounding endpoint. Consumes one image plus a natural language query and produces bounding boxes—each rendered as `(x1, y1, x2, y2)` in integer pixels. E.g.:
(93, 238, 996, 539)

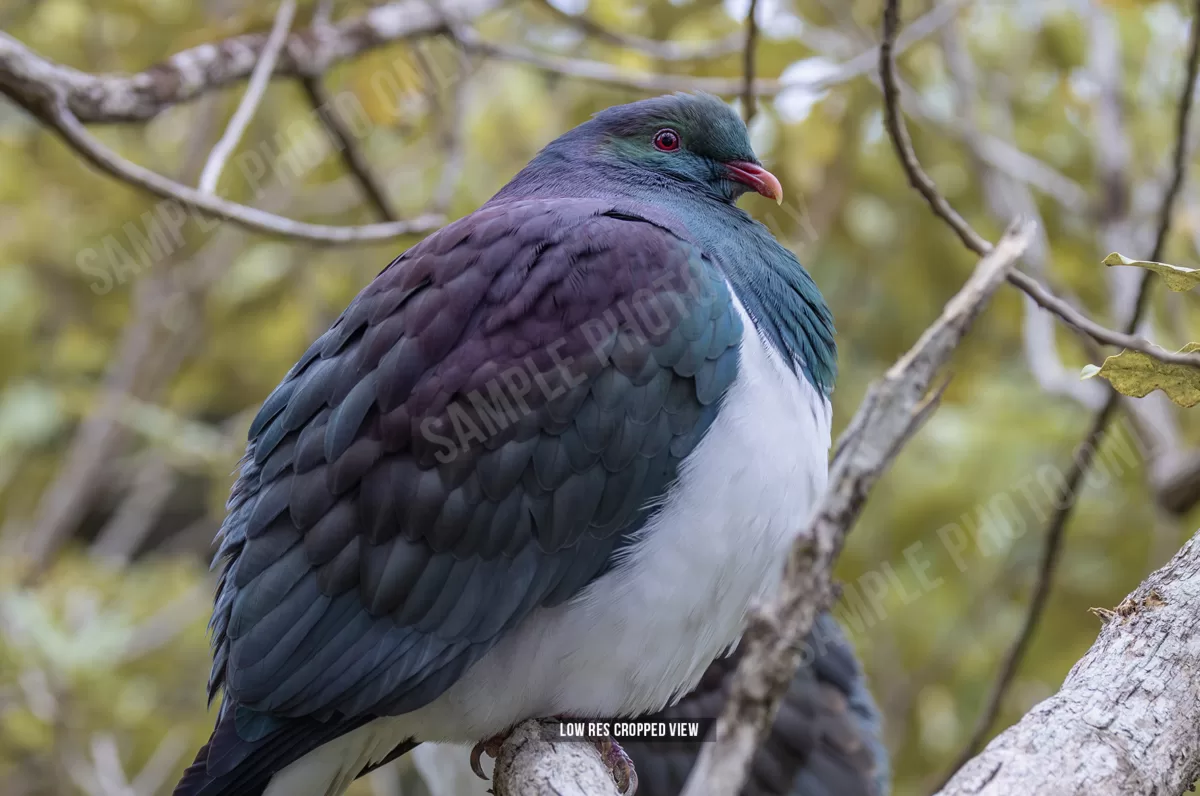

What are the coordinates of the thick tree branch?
(679, 220, 1037, 796)
(491, 720, 621, 796)
(935, 527, 1200, 796)
(0, 0, 503, 123)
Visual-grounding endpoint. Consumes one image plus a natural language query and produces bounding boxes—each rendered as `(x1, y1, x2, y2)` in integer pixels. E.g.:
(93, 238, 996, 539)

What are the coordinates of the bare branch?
(301, 75, 400, 221)
(35, 95, 443, 245)
(878, 0, 1200, 370)
(680, 220, 1037, 796)
(936, 529, 1200, 796)
(948, 0, 1200, 773)
(939, 22, 1105, 408)
(197, 0, 297, 195)
(448, 6, 961, 99)
(876, 0, 1200, 784)
(0, 0, 504, 123)
(741, 0, 760, 124)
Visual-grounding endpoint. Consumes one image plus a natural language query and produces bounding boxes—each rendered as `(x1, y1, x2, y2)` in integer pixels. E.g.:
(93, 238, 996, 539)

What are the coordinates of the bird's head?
(587, 92, 783, 205)
(502, 93, 783, 207)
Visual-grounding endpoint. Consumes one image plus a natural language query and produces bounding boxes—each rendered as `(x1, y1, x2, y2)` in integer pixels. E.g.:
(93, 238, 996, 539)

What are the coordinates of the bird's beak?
(725, 161, 783, 204)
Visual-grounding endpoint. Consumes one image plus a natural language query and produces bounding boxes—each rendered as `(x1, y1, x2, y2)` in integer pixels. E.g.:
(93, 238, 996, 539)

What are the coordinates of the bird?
(622, 612, 890, 796)
(174, 91, 837, 796)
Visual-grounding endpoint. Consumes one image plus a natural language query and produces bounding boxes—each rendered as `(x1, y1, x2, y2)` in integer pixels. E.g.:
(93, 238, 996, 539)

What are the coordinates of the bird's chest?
(559, 303, 832, 715)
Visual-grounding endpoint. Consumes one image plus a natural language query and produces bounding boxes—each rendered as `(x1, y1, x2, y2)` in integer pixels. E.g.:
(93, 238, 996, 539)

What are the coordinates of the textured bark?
(937, 529, 1200, 796)
(0, 0, 502, 123)
(492, 720, 621, 796)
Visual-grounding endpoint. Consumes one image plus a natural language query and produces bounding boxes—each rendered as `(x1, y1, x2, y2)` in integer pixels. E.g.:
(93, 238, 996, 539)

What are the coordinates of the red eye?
(653, 128, 681, 152)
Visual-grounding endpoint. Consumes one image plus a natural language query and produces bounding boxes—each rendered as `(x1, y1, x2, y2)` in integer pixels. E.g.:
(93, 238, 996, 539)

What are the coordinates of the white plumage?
(265, 299, 831, 796)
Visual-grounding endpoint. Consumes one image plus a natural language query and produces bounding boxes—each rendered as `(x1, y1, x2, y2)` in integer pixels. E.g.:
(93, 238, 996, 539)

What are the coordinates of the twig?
(875, 0, 1200, 785)
(447, 8, 961, 99)
(301, 75, 399, 221)
(878, 0, 1200, 370)
(37, 95, 443, 245)
(0, 0, 964, 125)
(947, 0, 1200, 777)
(679, 219, 1036, 796)
(741, 0, 759, 124)
(197, 0, 296, 195)
(530, 0, 744, 62)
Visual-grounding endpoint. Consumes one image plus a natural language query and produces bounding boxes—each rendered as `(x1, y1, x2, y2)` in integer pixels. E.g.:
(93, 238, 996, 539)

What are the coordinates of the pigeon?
(174, 92, 837, 796)
(622, 612, 889, 796)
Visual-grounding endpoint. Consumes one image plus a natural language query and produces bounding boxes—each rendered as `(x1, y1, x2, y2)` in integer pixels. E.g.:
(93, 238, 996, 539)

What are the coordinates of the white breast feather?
(265, 298, 832, 796)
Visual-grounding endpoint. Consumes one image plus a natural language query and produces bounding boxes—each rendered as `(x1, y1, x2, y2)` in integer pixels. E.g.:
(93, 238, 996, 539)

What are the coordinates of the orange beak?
(725, 161, 783, 204)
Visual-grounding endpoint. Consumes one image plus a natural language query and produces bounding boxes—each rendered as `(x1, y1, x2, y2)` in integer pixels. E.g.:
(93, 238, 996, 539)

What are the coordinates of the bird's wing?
(183, 197, 743, 794)
(623, 613, 889, 796)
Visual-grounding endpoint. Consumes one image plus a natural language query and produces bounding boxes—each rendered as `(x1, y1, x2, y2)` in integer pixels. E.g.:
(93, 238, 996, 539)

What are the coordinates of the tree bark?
(492, 720, 622, 796)
(937, 528, 1200, 796)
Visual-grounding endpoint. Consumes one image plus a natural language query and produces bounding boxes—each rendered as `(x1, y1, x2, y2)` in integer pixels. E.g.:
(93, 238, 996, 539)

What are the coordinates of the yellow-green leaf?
(1081, 342, 1200, 407)
(1102, 252, 1200, 292)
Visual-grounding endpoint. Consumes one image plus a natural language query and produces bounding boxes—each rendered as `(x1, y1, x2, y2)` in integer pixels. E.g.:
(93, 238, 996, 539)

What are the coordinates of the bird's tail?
(172, 706, 406, 796)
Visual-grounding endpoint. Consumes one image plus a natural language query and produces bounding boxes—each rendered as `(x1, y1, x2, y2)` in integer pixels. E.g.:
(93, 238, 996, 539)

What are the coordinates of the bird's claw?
(595, 736, 638, 795)
(469, 734, 506, 780)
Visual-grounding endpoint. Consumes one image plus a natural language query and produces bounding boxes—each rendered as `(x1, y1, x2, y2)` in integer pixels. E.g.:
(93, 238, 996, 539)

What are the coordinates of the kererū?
(174, 92, 837, 796)
(622, 612, 889, 796)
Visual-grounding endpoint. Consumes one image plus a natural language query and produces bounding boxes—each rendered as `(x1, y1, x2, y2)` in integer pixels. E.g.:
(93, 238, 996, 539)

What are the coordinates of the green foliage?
(1086, 253, 1200, 408)
(1102, 252, 1200, 292)
(1083, 343, 1200, 407)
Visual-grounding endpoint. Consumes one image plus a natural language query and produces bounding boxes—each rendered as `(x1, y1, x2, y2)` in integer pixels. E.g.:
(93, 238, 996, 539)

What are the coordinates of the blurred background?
(1, 0, 1198, 794)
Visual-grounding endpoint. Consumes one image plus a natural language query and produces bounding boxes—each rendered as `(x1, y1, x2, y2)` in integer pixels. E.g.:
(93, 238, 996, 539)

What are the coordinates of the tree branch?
(935, 527, 1200, 796)
(34, 94, 443, 245)
(878, 0, 1200, 369)
(875, 0, 1200, 786)
(679, 219, 1037, 796)
(491, 720, 621, 796)
(197, 0, 297, 195)
(741, 0, 759, 124)
(301, 75, 400, 221)
(0, 0, 504, 123)
(452, 2, 964, 99)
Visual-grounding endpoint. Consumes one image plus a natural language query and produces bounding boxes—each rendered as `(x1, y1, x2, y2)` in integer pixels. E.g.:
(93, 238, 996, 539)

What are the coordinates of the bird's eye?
(653, 129, 681, 152)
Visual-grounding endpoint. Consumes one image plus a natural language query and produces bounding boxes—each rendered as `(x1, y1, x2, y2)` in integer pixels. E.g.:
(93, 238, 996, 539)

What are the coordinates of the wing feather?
(187, 198, 744, 794)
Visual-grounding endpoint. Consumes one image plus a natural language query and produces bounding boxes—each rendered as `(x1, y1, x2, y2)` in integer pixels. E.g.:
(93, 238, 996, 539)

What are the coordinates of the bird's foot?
(594, 735, 638, 795)
(469, 733, 506, 780)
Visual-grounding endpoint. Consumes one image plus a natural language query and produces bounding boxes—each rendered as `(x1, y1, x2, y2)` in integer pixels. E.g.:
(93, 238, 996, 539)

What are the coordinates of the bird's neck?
(692, 212, 837, 399)
(489, 152, 837, 398)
